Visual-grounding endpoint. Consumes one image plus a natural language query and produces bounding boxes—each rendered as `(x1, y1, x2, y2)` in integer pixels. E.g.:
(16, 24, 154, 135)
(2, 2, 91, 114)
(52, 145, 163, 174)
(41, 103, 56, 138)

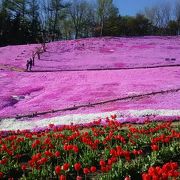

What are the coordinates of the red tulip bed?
(0, 117, 180, 180)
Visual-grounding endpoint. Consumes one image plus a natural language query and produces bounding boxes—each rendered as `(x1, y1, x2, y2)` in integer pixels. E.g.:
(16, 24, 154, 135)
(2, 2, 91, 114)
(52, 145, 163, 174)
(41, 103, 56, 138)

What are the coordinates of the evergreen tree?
(0, 1, 11, 46)
(27, 0, 41, 42)
(97, 0, 114, 36)
(48, 0, 67, 40)
(102, 6, 121, 36)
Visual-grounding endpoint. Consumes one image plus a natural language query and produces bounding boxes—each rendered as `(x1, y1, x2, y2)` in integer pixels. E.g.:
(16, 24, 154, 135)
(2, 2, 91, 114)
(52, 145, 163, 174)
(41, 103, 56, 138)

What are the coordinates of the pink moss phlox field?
(0, 36, 180, 127)
(0, 36, 180, 71)
(0, 44, 39, 70)
(23, 36, 180, 70)
(0, 68, 180, 118)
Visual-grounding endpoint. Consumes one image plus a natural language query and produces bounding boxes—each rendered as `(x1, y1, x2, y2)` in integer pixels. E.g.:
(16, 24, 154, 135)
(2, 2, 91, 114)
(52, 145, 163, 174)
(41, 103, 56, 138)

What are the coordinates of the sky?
(113, 0, 177, 16)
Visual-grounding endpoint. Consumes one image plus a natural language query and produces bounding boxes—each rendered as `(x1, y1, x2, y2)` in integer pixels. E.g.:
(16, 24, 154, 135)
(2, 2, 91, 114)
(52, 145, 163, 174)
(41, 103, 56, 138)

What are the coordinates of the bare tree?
(40, 0, 67, 40)
(144, 6, 157, 26)
(68, 0, 94, 39)
(6, 0, 28, 19)
(0, 1, 2, 10)
(51, 0, 64, 37)
(28, 0, 39, 21)
(60, 18, 73, 39)
(175, 0, 180, 34)
(40, 0, 51, 31)
(161, 2, 171, 27)
(144, 2, 172, 28)
(27, 0, 40, 31)
(97, 0, 114, 36)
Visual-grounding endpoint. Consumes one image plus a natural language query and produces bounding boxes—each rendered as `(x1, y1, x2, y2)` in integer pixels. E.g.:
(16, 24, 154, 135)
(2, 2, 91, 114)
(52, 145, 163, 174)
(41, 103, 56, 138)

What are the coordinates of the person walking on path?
(32, 52, 35, 66)
(42, 42, 47, 52)
(26, 60, 30, 71)
(26, 58, 33, 71)
(37, 50, 40, 60)
(29, 58, 33, 71)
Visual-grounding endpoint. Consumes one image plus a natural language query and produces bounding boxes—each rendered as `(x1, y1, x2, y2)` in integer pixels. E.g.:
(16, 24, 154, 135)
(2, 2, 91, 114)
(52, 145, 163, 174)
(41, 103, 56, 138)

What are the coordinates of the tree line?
(0, 0, 180, 46)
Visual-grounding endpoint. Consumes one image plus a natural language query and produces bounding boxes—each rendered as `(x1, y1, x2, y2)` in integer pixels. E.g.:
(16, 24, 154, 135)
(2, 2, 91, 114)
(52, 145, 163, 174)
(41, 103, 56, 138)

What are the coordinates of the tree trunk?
(100, 17, 104, 37)
(75, 28, 78, 39)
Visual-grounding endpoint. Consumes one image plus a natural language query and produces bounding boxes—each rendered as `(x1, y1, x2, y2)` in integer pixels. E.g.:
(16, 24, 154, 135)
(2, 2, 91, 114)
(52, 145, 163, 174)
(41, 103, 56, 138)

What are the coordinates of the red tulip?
(90, 166, 96, 173)
(21, 164, 27, 171)
(162, 173, 168, 179)
(152, 175, 159, 180)
(142, 173, 151, 180)
(62, 163, 70, 171)
(155, 166, 162, 175)
(55, 165, 61, 175)
(111, 157, 117, 163)
(32, 139, 41, 148)
(124, 176, 131, 180)
(108, 159, 113, 165)
(59, 175, 66, 180)
(76, 176, 82, 180)
(0, 172, 3, 179)
(151, 144, 159, 151)
(148, 167, 155, 175)
(8, 177, 14, 180)
(37, 157, 47, 165)
(170, 162, 178, 169)
(110, 149, 117, 156)
(138, 150, 143, 155)
(101, 166, 106, 172)
(49, 124, 54, 129)
(167, 172, 173, 177)
(106, 165, 112, 172)
(44, 137, 51, 145)
(0, 158, 8, 165)
(73, 146, 79, 153)
(55, 151, 61, 157)
(132, 150, 138, 156)
(99, 160, 106, 166)
(94, 139, 100, 144)
(111, 114, 117, 119)
(74, 163, 81, 171)
(63, 144, 68, 151)
(67, 145, 73, 151)
(83, 168, 90, 174)
(45, 150, 53, 157)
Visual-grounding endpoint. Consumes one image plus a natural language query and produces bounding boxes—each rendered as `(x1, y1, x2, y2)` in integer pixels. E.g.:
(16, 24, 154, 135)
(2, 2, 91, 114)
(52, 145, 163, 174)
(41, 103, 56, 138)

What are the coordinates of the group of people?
(26, 42, 47, 71)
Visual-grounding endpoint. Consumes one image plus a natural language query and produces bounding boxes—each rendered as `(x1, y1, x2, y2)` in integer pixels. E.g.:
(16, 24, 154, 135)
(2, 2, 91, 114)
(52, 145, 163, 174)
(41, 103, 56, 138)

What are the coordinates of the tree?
(0, 1, 12, 46)
(161, 2, 171, 28)
(96, 0, 115, 36)
(40, 0, 67, 41)
(48, 0, 67, 40)
(0, 1, 2, 10)
(102, 6, 121, 36)
(6, 0, 28, 19)
(144, 2, 172, 34)
(167, 20, 178, 35)
(80, 2, 96, 37)
(68, 0, 94, 39)
(175, 0, 180, 35)
(134, 14, 152, 35)
(27, 0, 41, 42)
(60, 18, 73, 39)
(0, 0, 31, 45)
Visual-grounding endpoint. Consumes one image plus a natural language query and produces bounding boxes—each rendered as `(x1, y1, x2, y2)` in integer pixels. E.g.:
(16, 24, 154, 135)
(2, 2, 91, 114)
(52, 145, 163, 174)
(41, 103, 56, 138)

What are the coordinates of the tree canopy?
(0, 0, 179, 46)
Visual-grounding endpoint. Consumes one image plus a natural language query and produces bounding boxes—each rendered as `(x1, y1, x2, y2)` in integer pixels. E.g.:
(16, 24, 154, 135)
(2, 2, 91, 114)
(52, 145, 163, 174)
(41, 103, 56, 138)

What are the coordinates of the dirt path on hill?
(1, 63, 180, 73)
(31, 64, 180, 72)
(0, 64, 25, 72)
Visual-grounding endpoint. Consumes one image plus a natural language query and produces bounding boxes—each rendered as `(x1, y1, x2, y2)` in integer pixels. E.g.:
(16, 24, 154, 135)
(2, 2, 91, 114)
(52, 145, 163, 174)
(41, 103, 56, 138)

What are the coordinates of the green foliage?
(0, 120, 179, 179)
